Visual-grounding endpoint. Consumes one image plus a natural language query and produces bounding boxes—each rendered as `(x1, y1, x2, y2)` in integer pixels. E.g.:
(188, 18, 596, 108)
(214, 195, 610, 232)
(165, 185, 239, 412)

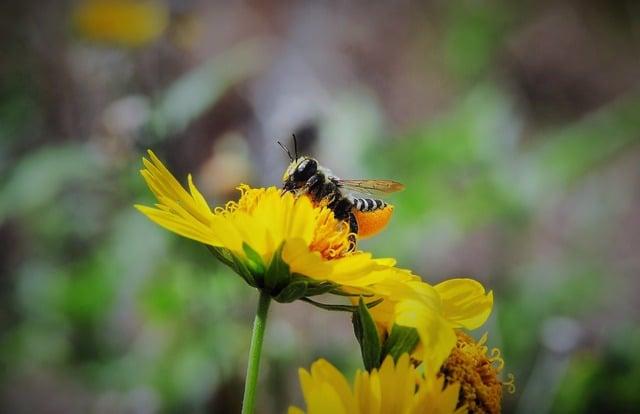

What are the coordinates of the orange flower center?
(439, 331, 515, 414)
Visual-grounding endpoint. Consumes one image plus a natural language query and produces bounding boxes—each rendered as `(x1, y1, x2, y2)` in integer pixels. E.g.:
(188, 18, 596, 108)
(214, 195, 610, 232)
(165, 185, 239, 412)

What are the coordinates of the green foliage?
(0, 145, 105, 221)
(552, 328, 640, 413)
(444, 1, 509, 80)
(381, 324, 420, 363)
(352, 297, 382, 371)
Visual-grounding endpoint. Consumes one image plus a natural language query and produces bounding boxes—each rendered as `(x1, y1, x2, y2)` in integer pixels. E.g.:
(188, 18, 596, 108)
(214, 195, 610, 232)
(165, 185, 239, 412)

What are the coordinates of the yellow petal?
(310, 360, 354, 412)
(379, 354, 415, 414)
(282, 238, 333, 279)
(395, 299, 457, 372)
(134, 205, 222, 246)
(434, 278, 493, 329)
(354, 370, 381, 414)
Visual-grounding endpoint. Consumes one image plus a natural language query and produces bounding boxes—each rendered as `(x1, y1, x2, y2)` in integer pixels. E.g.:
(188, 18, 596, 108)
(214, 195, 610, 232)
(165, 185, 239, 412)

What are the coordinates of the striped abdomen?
(353, 198, 387, 212)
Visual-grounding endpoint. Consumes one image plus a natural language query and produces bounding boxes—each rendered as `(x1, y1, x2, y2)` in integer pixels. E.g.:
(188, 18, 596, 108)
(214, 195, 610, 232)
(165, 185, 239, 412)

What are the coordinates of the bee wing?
(337, 179, 405, 197)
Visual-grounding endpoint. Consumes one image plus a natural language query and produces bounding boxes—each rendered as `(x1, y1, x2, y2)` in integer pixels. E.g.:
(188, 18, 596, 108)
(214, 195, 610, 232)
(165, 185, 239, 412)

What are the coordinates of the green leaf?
(263, 243, 290, 293)
(242, 243, 266, 278)
(381, 324, 420, 363)
(273, 281, 308, 303)
(352, 297, 382, 371)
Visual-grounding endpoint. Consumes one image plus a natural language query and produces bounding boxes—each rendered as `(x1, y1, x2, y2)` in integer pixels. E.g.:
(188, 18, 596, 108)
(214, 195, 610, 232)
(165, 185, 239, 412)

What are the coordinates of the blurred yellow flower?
(73, 0, 168, 47)
(352, 272, 493, 373)
(289, 354, 466, 414)
(136, 150, 399, 301)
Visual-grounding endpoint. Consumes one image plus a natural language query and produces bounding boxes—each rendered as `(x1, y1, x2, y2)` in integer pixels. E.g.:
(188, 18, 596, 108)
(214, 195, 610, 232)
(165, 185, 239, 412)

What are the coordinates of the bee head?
(282, 156, 318, 191)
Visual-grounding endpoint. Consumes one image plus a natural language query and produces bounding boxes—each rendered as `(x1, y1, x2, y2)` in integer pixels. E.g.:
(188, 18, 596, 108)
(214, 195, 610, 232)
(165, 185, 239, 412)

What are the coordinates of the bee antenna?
(277, 141, 294, 161)
(292, 133, 299, 160)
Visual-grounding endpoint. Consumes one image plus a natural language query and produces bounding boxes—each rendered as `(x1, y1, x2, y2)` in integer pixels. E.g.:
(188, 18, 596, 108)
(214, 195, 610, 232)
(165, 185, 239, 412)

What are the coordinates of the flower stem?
(241, 290, 271, 414)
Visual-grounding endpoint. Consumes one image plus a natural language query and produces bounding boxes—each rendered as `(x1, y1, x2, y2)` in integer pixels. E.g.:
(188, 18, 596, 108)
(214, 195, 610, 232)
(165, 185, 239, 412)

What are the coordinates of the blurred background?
(1, 0, 639, 413)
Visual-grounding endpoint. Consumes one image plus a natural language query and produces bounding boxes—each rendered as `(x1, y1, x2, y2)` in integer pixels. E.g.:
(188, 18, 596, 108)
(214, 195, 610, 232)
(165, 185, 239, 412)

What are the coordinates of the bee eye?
(293, 159, 317, 181)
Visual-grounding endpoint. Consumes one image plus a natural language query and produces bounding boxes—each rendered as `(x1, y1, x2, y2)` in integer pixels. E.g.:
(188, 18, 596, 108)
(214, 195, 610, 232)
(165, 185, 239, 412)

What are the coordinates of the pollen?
(354, 205, 394, 239)
(439, 331, 515, 414)
(309, 206, 353, 260)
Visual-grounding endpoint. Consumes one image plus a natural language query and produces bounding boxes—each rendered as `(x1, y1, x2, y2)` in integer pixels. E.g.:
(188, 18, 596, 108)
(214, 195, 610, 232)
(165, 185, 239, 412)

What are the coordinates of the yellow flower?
(136, 150, 397, 302)
(351, 271, 494, 373)
(439, 331, 515, 414)
(73, 0, 168, 47)
(289, 354, 466, 414)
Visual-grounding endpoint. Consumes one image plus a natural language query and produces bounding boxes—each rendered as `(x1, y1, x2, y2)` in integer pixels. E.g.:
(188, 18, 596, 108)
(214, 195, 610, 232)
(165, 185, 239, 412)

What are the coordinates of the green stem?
(241, 290, 271, 414)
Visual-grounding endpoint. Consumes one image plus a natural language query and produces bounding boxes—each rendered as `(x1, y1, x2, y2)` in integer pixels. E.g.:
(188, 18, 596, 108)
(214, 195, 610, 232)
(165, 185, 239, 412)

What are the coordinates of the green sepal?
(207, 246, 233, 267)
(352, 297, 382, 371)
(242, 243, 266, 279)
(273, 276, 334, 302)
(208, 246, 257, 287)
(303, 281, 336, 297)
(301, 298, 360, 312)
(329, 289, 374, 298)
(263, 243, 291, 293)
(231, 254, 257, 287)
(380, 324, 420, 363)
(273, 280, 308, 303)
(301, 297, 383, 312)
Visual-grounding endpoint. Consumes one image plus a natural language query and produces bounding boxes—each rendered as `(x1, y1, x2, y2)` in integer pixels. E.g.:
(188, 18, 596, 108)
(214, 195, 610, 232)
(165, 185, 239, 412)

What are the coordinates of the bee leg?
(347, 211, 358, 234)
(329, 198, 358, 249)
(303, 173, 323, 201)
(347, 211, 358, 250)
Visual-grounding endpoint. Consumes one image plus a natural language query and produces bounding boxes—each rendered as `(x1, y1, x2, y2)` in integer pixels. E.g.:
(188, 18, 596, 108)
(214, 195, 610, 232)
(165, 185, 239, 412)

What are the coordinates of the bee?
(279, 137, 404, 245)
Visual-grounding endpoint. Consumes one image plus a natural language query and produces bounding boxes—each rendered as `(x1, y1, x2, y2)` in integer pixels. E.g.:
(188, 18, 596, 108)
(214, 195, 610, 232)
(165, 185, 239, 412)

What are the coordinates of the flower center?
(309, 206, 354, 260)
(220, 186, 354, 261)
(439, 331, 515, 414)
